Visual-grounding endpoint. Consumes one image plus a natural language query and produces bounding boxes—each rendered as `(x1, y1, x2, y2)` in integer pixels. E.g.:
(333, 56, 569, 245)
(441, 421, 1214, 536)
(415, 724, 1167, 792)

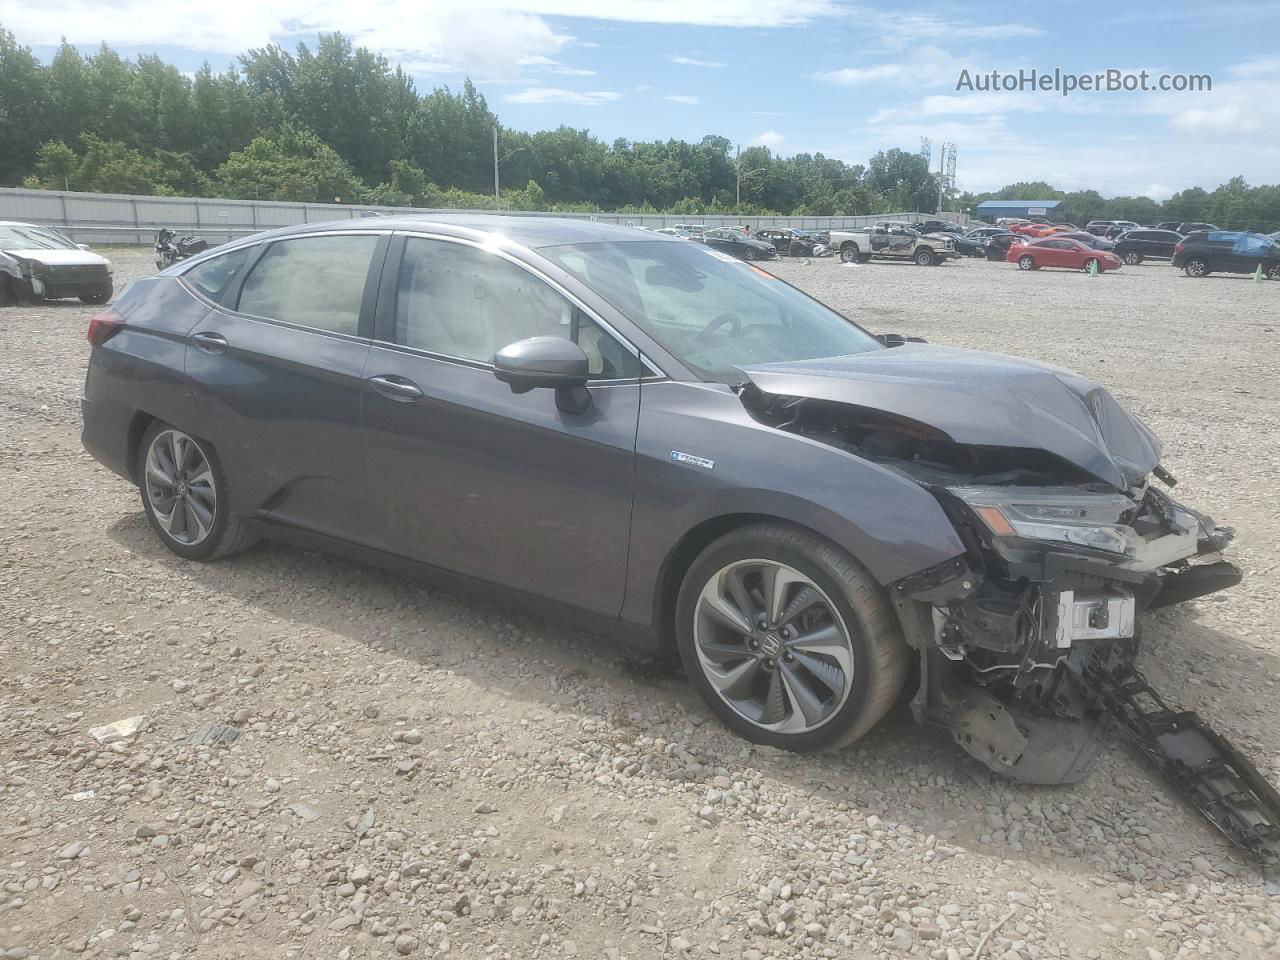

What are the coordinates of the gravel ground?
(2, 246, 1279, 960)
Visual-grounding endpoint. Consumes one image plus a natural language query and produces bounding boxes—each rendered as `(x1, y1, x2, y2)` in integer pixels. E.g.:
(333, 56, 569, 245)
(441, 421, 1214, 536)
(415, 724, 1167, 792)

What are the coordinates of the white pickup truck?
(828, 221, 958, 266)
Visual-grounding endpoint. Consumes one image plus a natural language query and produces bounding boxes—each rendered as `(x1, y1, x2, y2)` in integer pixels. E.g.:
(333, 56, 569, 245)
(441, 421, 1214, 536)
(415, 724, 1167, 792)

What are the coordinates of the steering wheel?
(695, 312, 743, 343)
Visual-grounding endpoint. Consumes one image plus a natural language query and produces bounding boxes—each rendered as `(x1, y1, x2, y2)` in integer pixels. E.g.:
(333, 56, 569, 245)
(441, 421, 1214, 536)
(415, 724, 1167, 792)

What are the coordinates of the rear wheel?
(138, 421, 258, 562)
(1123, 251, 1143, 265)
(1266, 262, 1280, 281)
(1018, 255, 1036, 271)
(839, 243, 859, 264)
(1184, 258, 1210, 277)
(676, 523, 908, 753)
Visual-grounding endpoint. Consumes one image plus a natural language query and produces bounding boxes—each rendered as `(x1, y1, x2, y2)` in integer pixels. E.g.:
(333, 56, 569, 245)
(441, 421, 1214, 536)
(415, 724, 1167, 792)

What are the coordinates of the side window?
(1207, 231, 1237, 244)
(237, 235, 379, 336)
(183, 247, 253, 306)
(393, 237, 643, 380)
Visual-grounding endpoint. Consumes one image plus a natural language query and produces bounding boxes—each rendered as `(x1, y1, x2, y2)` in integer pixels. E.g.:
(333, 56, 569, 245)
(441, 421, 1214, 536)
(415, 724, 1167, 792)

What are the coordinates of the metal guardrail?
(0, 186, 966, 245)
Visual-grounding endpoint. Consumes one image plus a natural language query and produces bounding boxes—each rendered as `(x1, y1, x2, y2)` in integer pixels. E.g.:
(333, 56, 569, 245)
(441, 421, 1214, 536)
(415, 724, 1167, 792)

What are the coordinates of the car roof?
(233, 214, 680, 250)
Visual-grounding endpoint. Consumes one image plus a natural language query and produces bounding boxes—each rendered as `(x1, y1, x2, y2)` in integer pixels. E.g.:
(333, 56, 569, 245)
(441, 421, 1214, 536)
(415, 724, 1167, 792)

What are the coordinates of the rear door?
(359, 233, 645, 616)
(1150, 231, 1181, 258)
(184, 231, 388, 541)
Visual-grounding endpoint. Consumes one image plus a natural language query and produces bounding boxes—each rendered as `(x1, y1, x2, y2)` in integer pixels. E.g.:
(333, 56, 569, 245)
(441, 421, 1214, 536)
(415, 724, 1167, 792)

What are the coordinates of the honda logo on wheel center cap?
(761, 635, 781, 657)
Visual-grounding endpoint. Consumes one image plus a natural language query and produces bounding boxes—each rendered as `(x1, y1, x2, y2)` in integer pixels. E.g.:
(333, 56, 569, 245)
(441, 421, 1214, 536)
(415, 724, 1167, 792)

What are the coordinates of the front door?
(360, 234, 645, 616)
(185, 232, 387, 542)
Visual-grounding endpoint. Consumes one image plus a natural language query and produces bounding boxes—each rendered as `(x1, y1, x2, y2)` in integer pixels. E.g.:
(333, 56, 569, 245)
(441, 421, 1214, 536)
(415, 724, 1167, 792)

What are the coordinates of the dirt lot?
(2, 246, 1278, 960)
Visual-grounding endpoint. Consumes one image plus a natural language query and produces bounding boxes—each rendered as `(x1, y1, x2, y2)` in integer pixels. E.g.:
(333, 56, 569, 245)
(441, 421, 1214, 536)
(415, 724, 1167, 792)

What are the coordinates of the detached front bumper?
(890, 482, 1241, 783)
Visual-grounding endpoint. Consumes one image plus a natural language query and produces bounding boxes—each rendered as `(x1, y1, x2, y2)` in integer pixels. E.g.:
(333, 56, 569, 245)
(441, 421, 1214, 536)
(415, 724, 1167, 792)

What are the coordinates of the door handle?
(368, 375, 424, 402)
(191, 332, 228, 354)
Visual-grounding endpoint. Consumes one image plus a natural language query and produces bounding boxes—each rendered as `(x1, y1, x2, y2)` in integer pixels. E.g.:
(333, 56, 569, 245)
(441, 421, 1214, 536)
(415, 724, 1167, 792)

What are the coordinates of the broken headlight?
(953, 488, 1136, 556)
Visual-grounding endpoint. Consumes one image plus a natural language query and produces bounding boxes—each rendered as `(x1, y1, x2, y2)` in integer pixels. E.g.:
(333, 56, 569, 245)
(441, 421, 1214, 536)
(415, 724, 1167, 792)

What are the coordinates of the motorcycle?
(154, 228, 209, 270)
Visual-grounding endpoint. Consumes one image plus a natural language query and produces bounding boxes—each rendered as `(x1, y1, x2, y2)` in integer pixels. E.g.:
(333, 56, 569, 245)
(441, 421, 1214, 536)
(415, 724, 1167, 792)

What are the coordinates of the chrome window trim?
(389, 229, 665, 380)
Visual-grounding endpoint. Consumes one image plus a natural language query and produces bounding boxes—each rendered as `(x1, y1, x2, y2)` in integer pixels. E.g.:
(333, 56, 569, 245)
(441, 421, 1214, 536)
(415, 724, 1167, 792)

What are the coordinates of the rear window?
(183, 247, 254, 306)
(237, 235, 379, 336)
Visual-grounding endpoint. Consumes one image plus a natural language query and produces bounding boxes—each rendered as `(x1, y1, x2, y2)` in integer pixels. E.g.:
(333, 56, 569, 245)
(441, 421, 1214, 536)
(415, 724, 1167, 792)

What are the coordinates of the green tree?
(28, 140, 79, 190)
(0, 28, 50, 183)
(214, 123, 365, 201)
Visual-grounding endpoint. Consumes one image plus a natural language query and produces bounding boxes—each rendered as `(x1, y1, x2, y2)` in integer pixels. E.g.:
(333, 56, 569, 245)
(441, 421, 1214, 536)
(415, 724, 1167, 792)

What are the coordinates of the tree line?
(1, 26, 1278, 229)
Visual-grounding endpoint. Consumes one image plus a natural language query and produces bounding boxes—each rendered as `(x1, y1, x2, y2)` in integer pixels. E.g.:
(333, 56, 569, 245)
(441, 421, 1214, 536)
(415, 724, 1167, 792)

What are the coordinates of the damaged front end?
(737, 348, 1280, 862)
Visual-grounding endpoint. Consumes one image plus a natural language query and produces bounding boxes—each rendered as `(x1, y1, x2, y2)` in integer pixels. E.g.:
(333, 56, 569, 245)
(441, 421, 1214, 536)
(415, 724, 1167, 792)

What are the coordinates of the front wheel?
(742, 247, 757, 261)
(1018, 255, 1036, 271)
(138, 422, 258, 562)
(1082, 258, 1100, 273)
(676, 523, 908, 753)
(1266, 262, 1280, 281)
(1183, 258, 1210, 277)
(914, 249, 936, 266)
(839, 244, 859, 264)
(1123, 251, 1143, 265)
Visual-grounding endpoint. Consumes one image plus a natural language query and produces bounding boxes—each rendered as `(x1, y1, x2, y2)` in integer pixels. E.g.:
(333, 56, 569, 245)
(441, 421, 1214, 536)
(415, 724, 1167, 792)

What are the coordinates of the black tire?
(839, 243, 859, 264)
(914, 248, 936, 266)
(1082, 258, 1100, 274)
(80, 285, 113, 305)
(1122, 251, 1143, 265)
(1266, 262, 1280, 281)
(137, 421, 258, 562)
(742, 246, 757, 261)
(1018, 255, 1036, 271)
(0, 276, 13, 308)
(1183, 258, 1210, 278)
(675, 522, 908, 753)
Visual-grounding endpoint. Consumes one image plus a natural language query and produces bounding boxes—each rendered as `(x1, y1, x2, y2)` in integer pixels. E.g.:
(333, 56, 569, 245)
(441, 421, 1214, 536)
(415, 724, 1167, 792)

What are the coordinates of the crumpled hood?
(737, 344, 1162, 490)
(1, 247, 110, 267)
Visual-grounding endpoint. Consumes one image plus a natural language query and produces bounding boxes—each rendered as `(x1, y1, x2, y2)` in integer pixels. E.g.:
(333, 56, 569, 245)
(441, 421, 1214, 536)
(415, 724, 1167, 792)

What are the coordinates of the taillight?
(87, 308, 124, 347)
(1174, 242, 1185, 254)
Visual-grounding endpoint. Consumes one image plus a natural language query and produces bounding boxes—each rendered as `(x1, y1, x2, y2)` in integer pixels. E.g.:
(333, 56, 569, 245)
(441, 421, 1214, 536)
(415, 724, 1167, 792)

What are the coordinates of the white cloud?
(668, 55, 727, 68)
(519, 55, 595, 76)
(664, 94, 700, 104)
(634, 84, 653, 92)
(1170, 104, 1262, 134)
(751, 130, 785, 148)
(6, 0, 846, 82)
(818, 63, 904, 86)
(503, 86, 622, 105)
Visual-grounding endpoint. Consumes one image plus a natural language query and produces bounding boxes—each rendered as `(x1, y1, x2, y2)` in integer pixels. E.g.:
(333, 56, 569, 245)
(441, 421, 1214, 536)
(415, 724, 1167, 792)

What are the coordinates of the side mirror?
(494, 336, 592, 414)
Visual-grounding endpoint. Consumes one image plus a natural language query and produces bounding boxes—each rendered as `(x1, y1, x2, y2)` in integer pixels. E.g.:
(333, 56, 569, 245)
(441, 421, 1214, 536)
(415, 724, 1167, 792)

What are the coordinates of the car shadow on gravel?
(104, 512, 1276, 873)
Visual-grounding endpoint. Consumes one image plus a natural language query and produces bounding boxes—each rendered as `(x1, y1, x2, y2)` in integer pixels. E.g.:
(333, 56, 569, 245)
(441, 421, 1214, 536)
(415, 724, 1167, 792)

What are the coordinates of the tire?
(1018, 255, 1036, 271)
(789, 242, 806, 257)
(137, 421, 258, 562)
(743, 247, 757, 261)
(839, 243, 859, 264)
(1082, 258, 1100, 274)
(80, 284, 112, 305)
(1123, 251, 1143, 265)
(1266, 262, 1280, 281)
(675, 522, 908, 753)
(0, 276, 12, 308)
(1183, 258, 1210, 278)
(914, 248, 936, 266)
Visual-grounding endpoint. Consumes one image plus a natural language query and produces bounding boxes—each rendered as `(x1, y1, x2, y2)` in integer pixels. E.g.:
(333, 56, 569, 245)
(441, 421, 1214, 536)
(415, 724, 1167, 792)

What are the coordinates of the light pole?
(493, 126, 528, 204)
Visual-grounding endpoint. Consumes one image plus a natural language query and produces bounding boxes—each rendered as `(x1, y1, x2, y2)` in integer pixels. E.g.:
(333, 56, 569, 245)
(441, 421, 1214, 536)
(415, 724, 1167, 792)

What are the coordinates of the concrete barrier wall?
(0, 186, 967, 245)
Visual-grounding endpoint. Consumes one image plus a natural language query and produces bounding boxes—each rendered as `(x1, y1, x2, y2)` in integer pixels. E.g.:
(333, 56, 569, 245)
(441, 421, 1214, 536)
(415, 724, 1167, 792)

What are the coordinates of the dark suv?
(1112, 229, 1184, 265)
(81, 215, 1240, 782)
(1172, 230, 1280, 278)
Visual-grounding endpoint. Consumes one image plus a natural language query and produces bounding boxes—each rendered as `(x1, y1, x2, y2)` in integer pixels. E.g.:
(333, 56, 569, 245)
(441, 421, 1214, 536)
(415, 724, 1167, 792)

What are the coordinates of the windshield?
(0, 225, 77, 251)
(540, 239, 882, 382)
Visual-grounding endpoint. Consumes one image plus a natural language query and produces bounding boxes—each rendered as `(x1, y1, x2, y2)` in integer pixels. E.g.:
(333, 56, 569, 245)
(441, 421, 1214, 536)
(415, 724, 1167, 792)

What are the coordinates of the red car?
(1007, 237, 1123, 273)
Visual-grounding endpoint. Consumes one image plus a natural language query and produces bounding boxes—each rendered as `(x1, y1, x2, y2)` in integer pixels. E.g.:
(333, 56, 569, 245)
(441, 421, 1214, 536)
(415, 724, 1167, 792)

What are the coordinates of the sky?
(8, 0, 1280, 200)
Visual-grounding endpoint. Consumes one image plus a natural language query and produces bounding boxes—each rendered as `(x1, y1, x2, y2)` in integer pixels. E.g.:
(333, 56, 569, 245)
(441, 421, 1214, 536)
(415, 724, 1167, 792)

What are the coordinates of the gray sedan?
(81, 216, 1239, 778)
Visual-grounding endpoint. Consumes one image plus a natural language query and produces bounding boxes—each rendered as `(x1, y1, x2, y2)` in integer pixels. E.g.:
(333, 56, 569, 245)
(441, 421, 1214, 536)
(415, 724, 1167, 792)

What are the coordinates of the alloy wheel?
(144, 429, 217, 546)
(692, 559, 855, 734)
